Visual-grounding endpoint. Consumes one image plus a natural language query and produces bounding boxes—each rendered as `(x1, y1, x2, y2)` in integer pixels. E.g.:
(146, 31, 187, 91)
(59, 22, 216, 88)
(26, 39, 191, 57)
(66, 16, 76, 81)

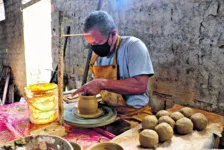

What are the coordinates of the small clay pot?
(78, 95, 98, 114)
(87, 142, 124, 150)
(70, 142, 82, 150)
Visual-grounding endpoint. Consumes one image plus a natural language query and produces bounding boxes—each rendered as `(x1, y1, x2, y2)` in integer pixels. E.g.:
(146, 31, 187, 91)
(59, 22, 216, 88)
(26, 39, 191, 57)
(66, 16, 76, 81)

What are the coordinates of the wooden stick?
(58, 11, 64, 125)
(62, 33, 90, 37)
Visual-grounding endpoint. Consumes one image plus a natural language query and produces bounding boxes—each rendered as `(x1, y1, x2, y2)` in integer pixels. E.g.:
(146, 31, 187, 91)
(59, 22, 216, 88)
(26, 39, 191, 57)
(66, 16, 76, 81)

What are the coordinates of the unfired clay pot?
(87, 142, 124, 150)
(78, 95, 98, 114)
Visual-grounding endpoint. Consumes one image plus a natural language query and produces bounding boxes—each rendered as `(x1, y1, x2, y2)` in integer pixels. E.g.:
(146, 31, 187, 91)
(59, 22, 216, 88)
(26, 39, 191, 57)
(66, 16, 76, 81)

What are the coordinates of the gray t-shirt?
(95, 36, 154, 108)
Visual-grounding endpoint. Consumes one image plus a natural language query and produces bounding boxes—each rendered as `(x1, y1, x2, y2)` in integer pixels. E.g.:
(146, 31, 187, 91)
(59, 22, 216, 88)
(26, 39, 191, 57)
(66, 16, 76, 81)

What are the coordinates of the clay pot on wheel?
(78, 95, 98, 114)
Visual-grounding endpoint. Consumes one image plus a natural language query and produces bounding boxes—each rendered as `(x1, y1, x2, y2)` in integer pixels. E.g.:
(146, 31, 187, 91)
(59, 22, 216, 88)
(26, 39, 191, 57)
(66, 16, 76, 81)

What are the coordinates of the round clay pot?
(78, 95, 98, 114)
(70, 142, 82, 150)
(87, 142, 124, 150)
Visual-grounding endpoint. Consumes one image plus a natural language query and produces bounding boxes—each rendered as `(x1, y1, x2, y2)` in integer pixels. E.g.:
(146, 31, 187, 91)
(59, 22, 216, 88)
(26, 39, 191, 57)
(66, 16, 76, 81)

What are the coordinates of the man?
(72, 11, 154, 135)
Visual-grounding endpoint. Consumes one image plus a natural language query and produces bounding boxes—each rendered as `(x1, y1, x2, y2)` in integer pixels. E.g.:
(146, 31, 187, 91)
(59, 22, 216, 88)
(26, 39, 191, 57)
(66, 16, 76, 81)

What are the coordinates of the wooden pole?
(62, 33, 90, 37)
(58, 11, 64, 125)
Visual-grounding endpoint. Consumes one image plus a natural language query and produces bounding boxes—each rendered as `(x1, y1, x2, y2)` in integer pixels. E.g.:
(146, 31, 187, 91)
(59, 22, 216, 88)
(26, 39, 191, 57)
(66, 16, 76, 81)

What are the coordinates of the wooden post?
(58, 11, 64, 125)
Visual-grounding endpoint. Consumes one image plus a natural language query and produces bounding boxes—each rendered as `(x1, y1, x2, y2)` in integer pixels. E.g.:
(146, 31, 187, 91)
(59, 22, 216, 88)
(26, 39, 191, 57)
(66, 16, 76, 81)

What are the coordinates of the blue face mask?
(90, 32, 112, 57)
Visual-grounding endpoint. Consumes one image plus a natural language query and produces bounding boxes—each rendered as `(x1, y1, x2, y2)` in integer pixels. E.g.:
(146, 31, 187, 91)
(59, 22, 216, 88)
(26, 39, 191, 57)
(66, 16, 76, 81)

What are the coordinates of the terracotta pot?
(78, 95, 98, 114)
(70, 142, 82, 150)
(87, 142, 124, 150)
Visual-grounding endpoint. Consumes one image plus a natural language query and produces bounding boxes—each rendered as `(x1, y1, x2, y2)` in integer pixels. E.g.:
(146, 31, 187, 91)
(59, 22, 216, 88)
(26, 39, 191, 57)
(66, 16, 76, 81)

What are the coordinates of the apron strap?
(89, 54, 98, 73)
(112, 36, 121, 66)
(90, 54, 98, 66)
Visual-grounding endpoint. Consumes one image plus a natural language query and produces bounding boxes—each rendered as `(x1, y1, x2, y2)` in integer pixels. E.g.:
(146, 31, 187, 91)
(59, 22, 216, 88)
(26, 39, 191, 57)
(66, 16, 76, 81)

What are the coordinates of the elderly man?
(72, 11, 154, 135)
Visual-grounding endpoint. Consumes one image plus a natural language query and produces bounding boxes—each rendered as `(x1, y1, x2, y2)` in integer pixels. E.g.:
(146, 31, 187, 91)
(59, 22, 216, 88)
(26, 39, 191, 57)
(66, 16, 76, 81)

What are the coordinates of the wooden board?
(30, 122, 67, 137)
(111, 104, 224, 150)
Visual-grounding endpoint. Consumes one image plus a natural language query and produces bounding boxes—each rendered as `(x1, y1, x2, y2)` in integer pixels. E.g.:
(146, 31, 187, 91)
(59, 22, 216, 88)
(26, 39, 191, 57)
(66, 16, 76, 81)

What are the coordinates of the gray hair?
(83, 11, 116, 36)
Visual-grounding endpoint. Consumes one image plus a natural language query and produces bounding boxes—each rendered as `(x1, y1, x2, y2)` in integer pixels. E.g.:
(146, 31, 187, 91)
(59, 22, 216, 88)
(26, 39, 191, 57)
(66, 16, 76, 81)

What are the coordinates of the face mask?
(90, 32, 112, 57)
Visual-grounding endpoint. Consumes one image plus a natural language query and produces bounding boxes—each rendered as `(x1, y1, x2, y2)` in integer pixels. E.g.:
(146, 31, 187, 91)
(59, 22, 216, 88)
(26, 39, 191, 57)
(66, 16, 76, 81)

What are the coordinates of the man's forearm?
(98, 75, 149, 95)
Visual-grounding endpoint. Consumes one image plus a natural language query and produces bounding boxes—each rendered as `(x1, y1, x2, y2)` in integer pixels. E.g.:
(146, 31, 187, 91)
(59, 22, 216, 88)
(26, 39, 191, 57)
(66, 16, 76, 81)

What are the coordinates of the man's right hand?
(71, 79, 105, 96)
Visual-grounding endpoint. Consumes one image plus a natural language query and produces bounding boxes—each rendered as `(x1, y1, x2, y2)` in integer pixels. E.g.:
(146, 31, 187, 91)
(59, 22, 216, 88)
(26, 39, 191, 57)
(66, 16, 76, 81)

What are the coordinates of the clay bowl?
(70, 142, 82, 150)
(78, 95, 98, 114)
(0, 135, 73, 150)
(87, 142, 124, 150)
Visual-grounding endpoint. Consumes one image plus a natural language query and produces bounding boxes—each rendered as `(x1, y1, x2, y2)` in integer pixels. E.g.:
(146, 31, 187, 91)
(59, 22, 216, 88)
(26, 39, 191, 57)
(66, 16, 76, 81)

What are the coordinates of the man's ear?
(111, 29, 116, 36)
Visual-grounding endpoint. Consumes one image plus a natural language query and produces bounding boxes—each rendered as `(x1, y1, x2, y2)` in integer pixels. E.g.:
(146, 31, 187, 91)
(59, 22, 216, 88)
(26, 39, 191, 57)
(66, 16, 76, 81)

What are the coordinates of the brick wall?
(0, 0, 223, 114)
(0, 0, 26, 98)
(51, 0, 100, 89)
(51, 0, 224, 115)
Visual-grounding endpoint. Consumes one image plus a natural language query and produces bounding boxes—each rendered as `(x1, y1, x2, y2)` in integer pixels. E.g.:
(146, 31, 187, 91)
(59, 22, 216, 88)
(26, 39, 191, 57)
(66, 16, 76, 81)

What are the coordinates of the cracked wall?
(52, 0, 224, 115)
(0, 0, 26, 97)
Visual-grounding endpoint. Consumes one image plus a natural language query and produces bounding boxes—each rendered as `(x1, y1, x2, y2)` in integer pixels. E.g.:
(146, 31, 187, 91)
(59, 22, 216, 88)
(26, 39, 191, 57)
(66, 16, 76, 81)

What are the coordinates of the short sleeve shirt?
(95, 36, 154, 108)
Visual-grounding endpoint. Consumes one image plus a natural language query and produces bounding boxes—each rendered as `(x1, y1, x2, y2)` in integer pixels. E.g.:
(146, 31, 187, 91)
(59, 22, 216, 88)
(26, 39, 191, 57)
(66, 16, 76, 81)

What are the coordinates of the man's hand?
(71, 79, 105, 96)
(71, 75, 149, 96)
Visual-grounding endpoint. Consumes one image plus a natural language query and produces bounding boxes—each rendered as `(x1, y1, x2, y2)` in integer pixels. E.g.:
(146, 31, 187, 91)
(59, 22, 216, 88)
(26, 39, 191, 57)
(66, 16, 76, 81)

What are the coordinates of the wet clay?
(180, 107, 194, 118)
(141, 115, 158, 129)
(170, 111, 185, 121)
(156, 110, 170, 118)
(176, 117, 193, 135)
(155, 122, 174, 142)
(190, 113, 208, 131)
(139, 129, 159, 148)
(158, 116, 175, 128)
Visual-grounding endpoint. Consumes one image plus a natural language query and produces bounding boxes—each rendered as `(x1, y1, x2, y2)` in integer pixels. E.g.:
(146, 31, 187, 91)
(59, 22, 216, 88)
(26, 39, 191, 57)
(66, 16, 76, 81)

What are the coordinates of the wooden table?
(111, 104, 224, 150)
(0, 101, 115, 150)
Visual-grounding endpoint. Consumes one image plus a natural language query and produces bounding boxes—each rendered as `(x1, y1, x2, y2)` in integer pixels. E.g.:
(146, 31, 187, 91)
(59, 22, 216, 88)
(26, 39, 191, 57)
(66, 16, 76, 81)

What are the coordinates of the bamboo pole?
(58, 11, 64, 125)
(62, 33, 90, 37)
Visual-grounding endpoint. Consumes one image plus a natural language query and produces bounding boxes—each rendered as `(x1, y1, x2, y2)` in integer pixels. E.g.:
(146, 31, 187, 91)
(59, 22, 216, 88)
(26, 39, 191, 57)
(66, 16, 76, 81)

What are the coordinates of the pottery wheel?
(64, 104, 117, 128)
(74, 108, 103, 119)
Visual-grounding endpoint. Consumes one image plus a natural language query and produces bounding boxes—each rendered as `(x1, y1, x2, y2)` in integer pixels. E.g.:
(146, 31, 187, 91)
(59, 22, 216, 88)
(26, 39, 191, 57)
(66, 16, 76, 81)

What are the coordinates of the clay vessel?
(70, 142, 82, 150)
(87, 142, 124, 150)
(78, 95, 98, 114)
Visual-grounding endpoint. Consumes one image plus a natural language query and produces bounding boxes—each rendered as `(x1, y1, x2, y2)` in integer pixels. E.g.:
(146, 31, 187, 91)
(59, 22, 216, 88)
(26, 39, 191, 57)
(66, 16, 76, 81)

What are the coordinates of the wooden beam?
(58, 11, 64, 125)
(21, 0, 41, 10)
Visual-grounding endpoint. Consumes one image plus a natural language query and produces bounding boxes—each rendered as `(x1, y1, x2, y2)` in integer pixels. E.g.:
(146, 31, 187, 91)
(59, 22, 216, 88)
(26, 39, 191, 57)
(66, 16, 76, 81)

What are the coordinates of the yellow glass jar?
(24, 83, 58, 124)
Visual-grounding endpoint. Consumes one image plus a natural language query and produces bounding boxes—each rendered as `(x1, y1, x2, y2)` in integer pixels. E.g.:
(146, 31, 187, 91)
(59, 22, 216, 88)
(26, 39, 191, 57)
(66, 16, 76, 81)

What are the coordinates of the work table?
(0, 102, 223, 150)
(0, 101, 114, 150)
(111, 104, 224, 150)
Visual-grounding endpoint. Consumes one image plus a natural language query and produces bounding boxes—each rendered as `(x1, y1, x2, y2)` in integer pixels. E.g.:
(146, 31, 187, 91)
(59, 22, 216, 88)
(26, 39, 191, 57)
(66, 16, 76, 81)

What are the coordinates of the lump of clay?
(155, 122, 174, 142)
(156, 110, 170, 118)
(139, 129, 159, 148)
(176, 117, 193, 134)
(180, 107, 194, 118)
(158, 116, 175, 128)
(190, 113, 208, 131)
(142, 115, 158, 129)
(170, 112, 184, 121)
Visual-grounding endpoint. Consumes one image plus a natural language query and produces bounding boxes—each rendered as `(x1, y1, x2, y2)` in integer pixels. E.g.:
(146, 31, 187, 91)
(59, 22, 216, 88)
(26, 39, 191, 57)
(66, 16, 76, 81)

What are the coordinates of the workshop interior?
(0, 0, 224, 149)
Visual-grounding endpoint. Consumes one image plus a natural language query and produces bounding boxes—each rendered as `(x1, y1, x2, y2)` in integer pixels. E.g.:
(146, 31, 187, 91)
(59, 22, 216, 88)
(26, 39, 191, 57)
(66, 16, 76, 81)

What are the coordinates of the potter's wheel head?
(74, 108, 103, 119)
(64, 104, 117, 128)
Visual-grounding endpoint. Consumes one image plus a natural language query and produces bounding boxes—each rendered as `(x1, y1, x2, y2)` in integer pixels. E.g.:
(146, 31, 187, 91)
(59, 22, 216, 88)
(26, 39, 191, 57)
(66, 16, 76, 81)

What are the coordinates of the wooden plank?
(21, 0, 41, 10)
(111, 105, 224, 150)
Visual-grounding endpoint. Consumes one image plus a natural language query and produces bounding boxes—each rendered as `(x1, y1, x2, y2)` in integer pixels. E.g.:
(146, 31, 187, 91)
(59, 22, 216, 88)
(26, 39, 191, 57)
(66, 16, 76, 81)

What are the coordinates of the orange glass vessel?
(24, 83, 58, 124)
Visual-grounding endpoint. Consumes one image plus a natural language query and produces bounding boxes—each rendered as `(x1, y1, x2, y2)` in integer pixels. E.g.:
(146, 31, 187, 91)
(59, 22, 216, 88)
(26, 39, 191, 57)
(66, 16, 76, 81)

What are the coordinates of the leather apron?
(90, 35, 152, 124)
